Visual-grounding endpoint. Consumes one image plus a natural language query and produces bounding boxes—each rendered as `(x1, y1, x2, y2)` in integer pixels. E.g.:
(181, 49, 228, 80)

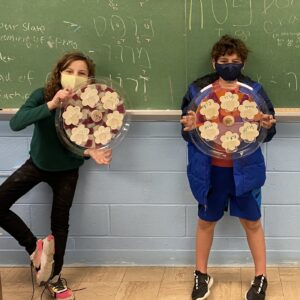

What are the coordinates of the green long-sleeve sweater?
(10, 88, 85, 171)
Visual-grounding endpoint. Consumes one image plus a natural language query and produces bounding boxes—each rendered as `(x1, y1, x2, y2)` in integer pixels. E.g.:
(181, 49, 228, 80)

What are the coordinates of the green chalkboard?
(0, 0, 299, 109)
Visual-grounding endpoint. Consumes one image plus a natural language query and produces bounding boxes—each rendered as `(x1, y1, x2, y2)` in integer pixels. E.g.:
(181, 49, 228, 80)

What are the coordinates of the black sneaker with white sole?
(192, 270, 214, 300)
(245, 274, 268, 300)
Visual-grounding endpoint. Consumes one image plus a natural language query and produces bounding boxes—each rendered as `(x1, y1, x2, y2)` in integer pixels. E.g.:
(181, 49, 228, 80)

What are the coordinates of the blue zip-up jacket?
(181, 73, 276, 206)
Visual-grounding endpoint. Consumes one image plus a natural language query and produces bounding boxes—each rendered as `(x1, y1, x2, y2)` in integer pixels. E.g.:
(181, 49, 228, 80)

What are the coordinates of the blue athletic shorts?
(198, 165, 262, 222)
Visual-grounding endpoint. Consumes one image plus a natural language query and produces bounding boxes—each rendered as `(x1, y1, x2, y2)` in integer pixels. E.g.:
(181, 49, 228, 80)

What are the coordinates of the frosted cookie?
(70, 124, 89, 146)
(81, 86, 100, 108)
(198, 121, 219, 141)
(220, 131, 241, 152)
(199, 99, 220, 120)
(94, 126, 113, 145)
(101, 91, 120, 110)
(106, 111, 124, 130)
(62, 106, 82, 126)
(239, 122, 259, 142)
(238, 100, 259, 120)
(220, 92, 239, 112)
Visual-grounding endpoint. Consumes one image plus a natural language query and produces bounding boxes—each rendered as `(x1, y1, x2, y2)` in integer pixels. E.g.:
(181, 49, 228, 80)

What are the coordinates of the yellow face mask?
(61, 73, 88, 91)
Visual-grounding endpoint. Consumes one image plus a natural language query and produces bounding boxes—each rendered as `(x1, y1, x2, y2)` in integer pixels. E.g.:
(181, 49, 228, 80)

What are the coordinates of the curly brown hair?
(211, 35, 250, 62)
(44, 51, 96, 102)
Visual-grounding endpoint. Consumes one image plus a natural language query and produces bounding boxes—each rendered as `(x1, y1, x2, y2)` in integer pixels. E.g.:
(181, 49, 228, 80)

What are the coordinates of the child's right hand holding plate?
(180, 111, 197, 131)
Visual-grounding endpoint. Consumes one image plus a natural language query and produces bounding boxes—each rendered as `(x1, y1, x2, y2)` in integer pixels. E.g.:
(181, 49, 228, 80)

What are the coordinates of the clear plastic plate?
(55, 78, 130, 156)
(189, 81, 269, 159)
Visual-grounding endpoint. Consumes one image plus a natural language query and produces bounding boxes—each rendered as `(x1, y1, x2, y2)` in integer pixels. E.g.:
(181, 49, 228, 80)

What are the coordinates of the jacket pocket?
(234, 149, 266, 195)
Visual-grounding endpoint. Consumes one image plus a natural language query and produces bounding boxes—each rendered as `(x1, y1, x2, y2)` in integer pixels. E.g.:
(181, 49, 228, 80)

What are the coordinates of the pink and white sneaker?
(46, 275, 75, 300)
(30, 234, 55, 285)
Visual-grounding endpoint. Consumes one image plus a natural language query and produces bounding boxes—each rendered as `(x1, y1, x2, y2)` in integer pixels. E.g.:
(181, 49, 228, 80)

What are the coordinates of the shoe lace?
(194, 271, 209, 290)
(251, 275, 267, 294)
(30, 263, 36, 300)
(195, 272, 199, 290)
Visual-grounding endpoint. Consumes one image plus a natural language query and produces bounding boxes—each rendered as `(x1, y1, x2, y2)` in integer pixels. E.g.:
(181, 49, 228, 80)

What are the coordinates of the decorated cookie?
(106, 111, 124, 130)
(238, 100, 259, 120)
(220, 92, 240, 112)
(199, 99, 220, 120)
(62, 106, 82, 126)
(81, 85, 100, 108)
(101, 91, 120, 110)
(239, 122, 259, 142)
(220, 131, 241, 152)
(94, 126, 113, 145)
(70, 124, 89, 146)
(198, 121, 219, 141)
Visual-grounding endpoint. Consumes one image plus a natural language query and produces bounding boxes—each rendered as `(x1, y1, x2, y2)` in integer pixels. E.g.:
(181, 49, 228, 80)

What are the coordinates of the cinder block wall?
(0, 121, 299, 266)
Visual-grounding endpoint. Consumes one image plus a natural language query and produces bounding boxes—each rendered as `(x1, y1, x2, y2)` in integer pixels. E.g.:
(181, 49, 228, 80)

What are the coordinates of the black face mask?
(215, 63, 244, 81)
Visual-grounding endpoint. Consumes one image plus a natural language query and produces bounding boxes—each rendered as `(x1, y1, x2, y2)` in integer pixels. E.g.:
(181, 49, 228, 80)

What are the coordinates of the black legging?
(0, 158, 79, 276)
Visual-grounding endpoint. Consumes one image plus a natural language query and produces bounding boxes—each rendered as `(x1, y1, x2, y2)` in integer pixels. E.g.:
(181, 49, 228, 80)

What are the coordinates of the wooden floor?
(1, 266, 300, 300)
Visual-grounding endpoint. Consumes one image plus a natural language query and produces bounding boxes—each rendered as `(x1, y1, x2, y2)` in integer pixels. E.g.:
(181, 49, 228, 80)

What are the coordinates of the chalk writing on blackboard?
(0, 0, 299, 109)
(0, 22, 79, 50)
(187, 0, 253, 31)
(0, 52, 14, 64)
(263, 0, 295, 15)
(63, 21, 81, 32)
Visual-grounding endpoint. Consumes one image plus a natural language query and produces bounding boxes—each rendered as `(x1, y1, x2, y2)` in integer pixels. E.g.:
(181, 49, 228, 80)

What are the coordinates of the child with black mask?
(180, 35, 276, 300)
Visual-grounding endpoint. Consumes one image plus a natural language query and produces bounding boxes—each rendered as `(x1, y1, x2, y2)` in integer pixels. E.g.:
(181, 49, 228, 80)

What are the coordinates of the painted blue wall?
(0, 120, 299, 266)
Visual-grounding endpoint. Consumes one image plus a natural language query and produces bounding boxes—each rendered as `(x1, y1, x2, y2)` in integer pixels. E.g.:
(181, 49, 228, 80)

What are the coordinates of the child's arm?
(257, 86, 277, 142)
(10, 88, 73, 132)
(180, 85, 198, 142)
(46, 88, 74, 111)
(10, 88, 51, 131)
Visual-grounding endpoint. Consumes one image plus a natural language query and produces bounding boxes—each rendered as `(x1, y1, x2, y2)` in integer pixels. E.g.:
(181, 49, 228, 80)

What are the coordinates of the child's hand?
(84, 148, 113, 165)
(260, 114, 276, 129)
(47, 88, 74, 110)
(180, 111, 197, 131)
